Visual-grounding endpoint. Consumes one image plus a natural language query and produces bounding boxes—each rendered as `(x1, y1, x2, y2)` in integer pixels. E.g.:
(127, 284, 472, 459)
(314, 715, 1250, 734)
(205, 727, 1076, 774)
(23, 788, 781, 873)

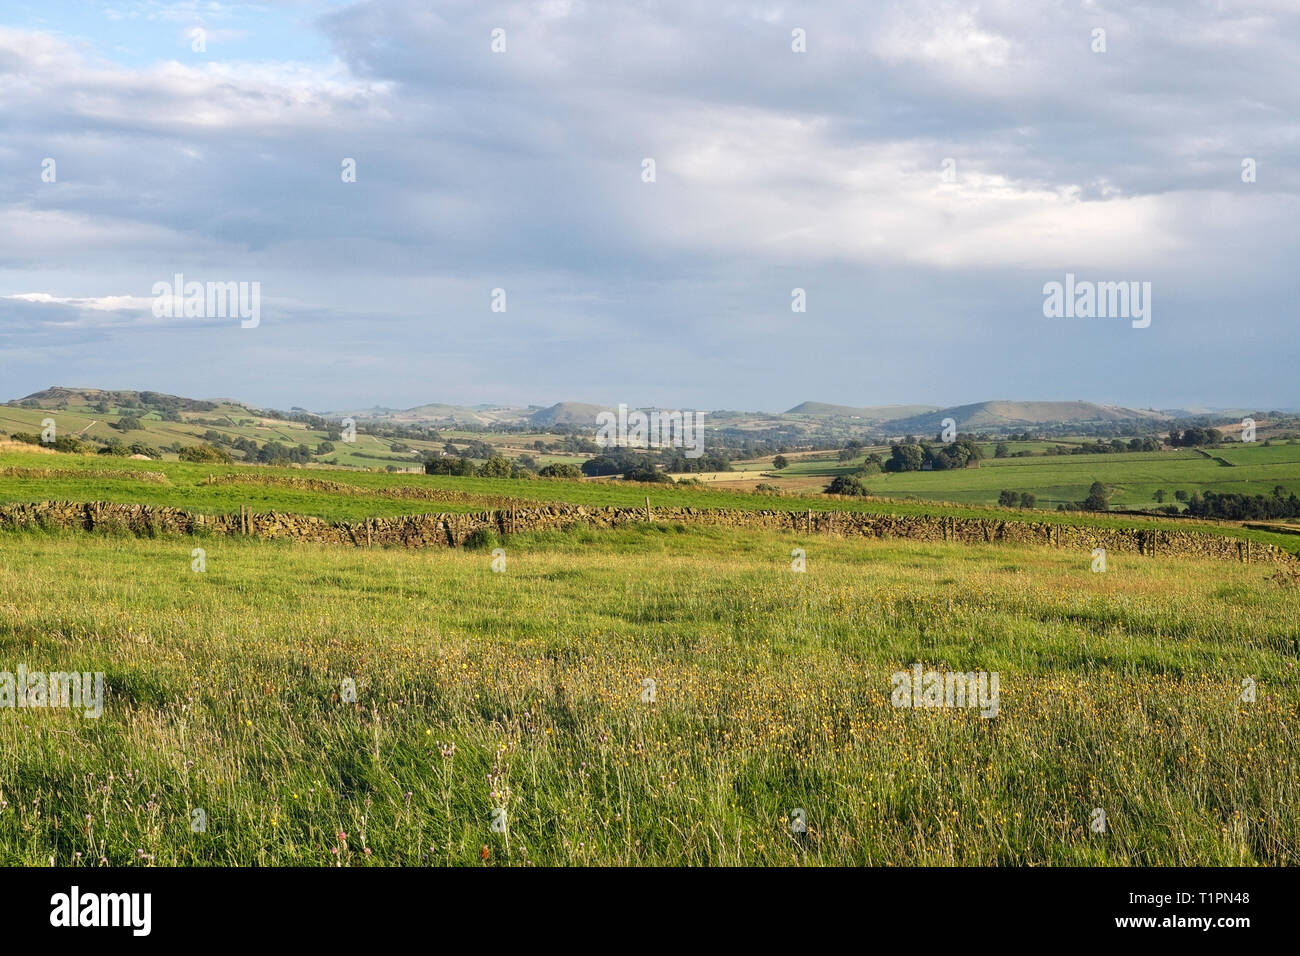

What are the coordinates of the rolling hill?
(882, 400, 1171, 434)
(3, 388, 1256, 454)
(528, 402, 614, 427)
(783, 402, 941, 422)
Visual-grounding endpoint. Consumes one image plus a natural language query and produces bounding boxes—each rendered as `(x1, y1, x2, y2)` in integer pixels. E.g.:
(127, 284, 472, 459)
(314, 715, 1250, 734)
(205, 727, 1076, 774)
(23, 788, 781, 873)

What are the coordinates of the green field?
(1, 523, 1297, 865)
(0, 401, 595, 474)
(9, 396, 1300, 523)
(4, 446, 1298, 555)
(775, 442, 1300, 511)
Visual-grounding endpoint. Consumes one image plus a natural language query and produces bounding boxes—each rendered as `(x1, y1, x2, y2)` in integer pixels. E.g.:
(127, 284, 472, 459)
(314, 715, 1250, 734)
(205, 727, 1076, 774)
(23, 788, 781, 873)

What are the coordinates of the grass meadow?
(3, 447, 1296, 555)
(1, 522, 1296, 866)
(806, 442, 1300, 511)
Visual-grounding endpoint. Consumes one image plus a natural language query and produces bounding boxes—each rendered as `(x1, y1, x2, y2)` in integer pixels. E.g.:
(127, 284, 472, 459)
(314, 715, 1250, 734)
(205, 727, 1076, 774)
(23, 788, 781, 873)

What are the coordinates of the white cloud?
(4, 292, 153, 311)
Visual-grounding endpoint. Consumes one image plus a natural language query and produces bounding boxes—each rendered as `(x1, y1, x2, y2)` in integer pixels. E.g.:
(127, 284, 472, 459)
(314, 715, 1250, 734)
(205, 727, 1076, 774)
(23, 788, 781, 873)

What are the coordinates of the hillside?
(883, 400, 1171, 434)
(320, 403, 534, 427)
(529, 401, 614, 427)
(784, 402, 940, 422)
(14, 386, 227, 413)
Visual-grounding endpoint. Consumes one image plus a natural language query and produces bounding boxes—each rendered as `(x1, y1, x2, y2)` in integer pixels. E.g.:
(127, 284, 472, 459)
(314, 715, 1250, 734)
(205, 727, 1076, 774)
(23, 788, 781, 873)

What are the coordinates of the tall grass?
(0, 524, 1296, 865)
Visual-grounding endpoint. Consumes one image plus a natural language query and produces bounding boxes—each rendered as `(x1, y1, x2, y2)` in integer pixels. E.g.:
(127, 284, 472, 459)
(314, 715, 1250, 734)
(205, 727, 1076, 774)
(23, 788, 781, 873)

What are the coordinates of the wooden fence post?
(645, 497, 651, 522)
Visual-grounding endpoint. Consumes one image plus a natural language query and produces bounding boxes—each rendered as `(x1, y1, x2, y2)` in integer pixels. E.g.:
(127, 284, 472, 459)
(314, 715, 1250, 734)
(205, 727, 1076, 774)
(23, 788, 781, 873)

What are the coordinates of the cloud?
(0, 1, 1297, 410)
(4, 292, 153, 311)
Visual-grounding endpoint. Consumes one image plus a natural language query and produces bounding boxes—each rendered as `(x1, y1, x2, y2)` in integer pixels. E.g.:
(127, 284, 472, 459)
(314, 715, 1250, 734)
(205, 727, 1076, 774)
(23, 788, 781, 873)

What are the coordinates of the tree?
(425, 456, 476, 476)
(111, 415, 144, 432)
(998, 489, 1018, 507)
(179, 443, 231, 463)
(994, 443, 1010, 459)
(1153, 488, 1166, 503)
(772, 455, 788, 470)
(825, 474, 869, 496)
(581, 455, 623, 477)
(477, 456, 513, 479)
(623, 462, 671, 483)
(1082, 481, 1109, 511)
(929, 438, 982, 471)
(1019, 492, 1036, 509)
(538, 463, 582, 479)
(885, 443, 925, 472)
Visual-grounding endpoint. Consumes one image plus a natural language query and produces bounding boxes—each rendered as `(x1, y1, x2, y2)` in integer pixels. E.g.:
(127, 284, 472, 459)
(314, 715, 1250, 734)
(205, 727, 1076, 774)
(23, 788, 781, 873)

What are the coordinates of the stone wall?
(1, 499, 1295, 566)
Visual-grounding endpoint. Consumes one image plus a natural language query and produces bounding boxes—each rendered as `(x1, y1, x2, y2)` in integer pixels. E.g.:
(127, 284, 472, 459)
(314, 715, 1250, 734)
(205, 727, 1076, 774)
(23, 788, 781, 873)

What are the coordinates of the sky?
(0, 0, 1296, 414)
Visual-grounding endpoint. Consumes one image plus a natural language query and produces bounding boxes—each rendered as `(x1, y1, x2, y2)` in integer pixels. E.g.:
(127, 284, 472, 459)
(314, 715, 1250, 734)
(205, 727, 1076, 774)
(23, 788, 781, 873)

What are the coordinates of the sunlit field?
(3, 447, 1296, 554)
(781, 442, 1300, 511)
(1, 523, 1296, 866)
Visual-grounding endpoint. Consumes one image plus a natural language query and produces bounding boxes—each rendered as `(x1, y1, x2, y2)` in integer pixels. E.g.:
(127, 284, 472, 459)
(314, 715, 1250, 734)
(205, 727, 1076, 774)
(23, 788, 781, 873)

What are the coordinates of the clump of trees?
(256, 441, 314, 465)
(1059, 481, 1110, 512)
(179, 443, 232, 463)
(884, 437, 983, 472)
(1167, 427, 1221, 447)
(623, 461, 673, 483)
(98, 440, 161, 458)
(1182, 487, 1300, 520)
(9, 432, 87, 453)
(661, 451, 730, 474)
(825, 474, 870, 496)
(1043, 437, 1163, 455)
(998, 490, 1037, 508)
(425, 457, 477, 476)
(424, 455, 536, 479)
(538, 463, 582, 479)
(110, 415, 145, 432)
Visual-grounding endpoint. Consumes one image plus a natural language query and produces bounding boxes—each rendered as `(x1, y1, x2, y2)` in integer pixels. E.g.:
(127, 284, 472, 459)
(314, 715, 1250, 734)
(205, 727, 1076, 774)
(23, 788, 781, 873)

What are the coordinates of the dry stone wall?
(0, 499, 1295, 567)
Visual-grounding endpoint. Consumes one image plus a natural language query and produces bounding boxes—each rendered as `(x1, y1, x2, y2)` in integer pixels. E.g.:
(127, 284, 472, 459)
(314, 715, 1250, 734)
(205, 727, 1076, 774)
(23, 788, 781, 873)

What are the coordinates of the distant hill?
(1160, 406, 1286, 419)
(14, 386, 225, 413)
(883, 400, 1171, 434)
(11, 388, 1253, 439)
(324, 403, 534, 427)
(784, 402, 941, 422)
(529, 402, 614, 427)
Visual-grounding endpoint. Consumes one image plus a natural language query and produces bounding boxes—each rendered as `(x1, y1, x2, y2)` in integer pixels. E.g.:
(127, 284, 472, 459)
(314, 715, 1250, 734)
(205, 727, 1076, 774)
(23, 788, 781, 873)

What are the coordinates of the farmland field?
(1, 521, 1297, 866)
(760, 442, 1300, 511)
(3, 445, 1298, 554)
